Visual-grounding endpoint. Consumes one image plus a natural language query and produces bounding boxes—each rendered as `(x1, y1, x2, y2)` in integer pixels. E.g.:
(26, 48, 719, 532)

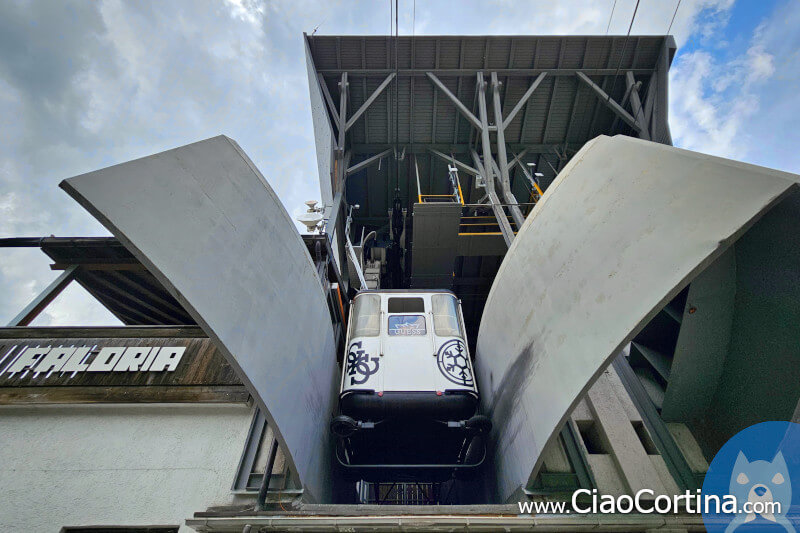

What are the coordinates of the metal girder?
(345, 73, 395, 132)
(350, 143, 561, 155)
(576, 72, 641, 133)
(426, 72, 482, 131)
(491, 72, 525, 229)
(502, 73, 547, 131)
(326, 190, 344, 236)
(475, 72, 496, 191)
(475, 72, 517, 246)
(317, 73, 339, 132)
(470, 149, 514, 247)
(319, 68, 656, 76)
(609, 81, 634, 134)
(7, 264, 78, 326)
(346, 149, 392, 177)
(491, 159, 525, 229)
(336, 73, 348, 152)
(428, 149, 480, 177)
(345, 234, 367, 289)
(507, 148, 530, 173)
(626, 71, 650, 140)
(487, 191, 514, 248)
(475, 134, 800, 502)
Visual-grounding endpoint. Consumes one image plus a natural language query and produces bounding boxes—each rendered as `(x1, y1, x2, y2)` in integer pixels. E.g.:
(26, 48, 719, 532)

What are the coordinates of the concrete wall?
(695, 191, 800, 456)
(0, 403, 253, 532)
(476, 135, 800, 502)
(61, 136, 339, 502)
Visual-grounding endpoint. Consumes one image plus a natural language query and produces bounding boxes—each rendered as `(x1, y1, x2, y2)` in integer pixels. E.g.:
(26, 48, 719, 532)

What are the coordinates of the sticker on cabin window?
(437, 339, 473, 387)
(346, 341, 380, 385)
(387, 315, 427, 336)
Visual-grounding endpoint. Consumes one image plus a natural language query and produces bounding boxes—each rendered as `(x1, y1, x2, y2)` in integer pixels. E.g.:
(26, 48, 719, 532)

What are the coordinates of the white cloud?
(1, 0, 796, 326)
(669, 14, 778, 160)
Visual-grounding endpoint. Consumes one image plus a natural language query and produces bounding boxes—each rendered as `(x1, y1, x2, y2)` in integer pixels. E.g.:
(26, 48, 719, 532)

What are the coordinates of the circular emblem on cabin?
(437, 339, 473, 387)
(346, 341, 380, 386)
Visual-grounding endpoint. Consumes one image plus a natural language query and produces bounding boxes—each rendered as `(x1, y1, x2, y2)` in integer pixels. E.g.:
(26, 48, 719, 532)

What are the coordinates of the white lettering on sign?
(1, 345, 186, 379)
(114, 347, 153, 372)
(35, 347, 76, 375)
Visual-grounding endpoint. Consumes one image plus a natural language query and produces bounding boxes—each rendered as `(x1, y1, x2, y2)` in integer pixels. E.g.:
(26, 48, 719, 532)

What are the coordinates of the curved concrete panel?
(61, 136, 337, 502)
(476, 135, 800, 502)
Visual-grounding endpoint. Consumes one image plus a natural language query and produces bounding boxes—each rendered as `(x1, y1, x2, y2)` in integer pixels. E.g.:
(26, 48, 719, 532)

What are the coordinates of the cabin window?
(387, 315, 427, 336)
(350, 294, 380, 337)
(387, 297, 425, 313)
(432, 294, 462, 337)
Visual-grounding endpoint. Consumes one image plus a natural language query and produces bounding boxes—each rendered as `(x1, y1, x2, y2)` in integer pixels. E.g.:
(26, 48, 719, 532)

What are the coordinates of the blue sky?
(0, 0, 798, 325)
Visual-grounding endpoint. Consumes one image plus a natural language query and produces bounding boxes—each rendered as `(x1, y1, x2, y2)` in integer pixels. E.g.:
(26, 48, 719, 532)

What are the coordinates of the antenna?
(296, 200, 324, 233)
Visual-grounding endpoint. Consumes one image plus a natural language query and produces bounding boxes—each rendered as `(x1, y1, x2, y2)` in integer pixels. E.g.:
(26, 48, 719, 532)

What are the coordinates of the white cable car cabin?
(330, 290, 491, 481)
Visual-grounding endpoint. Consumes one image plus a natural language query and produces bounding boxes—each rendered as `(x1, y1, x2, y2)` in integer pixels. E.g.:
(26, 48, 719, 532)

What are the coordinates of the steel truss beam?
(503, 72, 547, 130)
(471, 149, 515, 247)
(350, 143, 560, 155)
(428, 149, 480, 177)
(346, 149, 393, 177)
(576, 72, 642, 133)
(319, 68, 655, 76)
(345, 73, 395, 132)
(317, 73, 339, 132)
(491, 72, 525, 229)
(426, 72, 482, 130)
(626, 71, 650, 141)
(475, 72, 513, 245)
(336, 73, 348, 155)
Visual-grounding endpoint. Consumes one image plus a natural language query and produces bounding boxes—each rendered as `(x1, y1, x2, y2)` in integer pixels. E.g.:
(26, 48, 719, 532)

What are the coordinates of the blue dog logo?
(703, 421, 800, 533)
(725, 451, 794, 532)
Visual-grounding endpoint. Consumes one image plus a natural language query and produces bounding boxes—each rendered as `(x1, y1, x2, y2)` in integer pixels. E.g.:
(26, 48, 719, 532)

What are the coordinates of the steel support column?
(317, 73, 340, 133)
(471, 149, 514, 247)
(491, 72, 525, 229)
(476, 73, 514, 247)
(626, 71, 650, 141)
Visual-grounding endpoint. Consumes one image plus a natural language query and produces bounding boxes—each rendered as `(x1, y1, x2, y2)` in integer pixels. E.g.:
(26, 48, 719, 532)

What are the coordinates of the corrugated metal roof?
(307, 35, 675, 223)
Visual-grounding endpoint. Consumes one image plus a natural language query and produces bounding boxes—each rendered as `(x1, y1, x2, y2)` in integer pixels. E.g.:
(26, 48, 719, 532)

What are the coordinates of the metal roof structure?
(308, 34, 675, 219)
(306, 34, 676, 340)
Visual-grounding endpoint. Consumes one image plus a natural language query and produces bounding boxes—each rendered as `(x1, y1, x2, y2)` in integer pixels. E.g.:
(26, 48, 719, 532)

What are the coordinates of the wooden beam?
(7, 265, 77, 326)
(51, 263, 147, 271)
(0, 386, 250, 405)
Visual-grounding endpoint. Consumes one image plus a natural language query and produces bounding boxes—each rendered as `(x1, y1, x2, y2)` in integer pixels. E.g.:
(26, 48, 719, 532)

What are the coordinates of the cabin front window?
(387, 297, 425, 313)
(432, 294, 463, 337)
(387, 315, 427, 336)
(350, 294, 380, 337)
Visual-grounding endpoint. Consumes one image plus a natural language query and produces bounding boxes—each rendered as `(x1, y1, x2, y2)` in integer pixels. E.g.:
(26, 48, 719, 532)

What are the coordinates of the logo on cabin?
(346, 341, 379, 385)
(437, 339, 473, 387)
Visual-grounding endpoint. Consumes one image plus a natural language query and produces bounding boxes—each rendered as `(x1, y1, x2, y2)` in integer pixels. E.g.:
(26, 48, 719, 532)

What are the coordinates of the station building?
(1, 33, 799, 532)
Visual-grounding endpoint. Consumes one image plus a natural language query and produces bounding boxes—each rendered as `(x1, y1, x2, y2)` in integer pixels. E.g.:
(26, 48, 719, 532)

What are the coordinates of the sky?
(0, 0, 798, 326)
